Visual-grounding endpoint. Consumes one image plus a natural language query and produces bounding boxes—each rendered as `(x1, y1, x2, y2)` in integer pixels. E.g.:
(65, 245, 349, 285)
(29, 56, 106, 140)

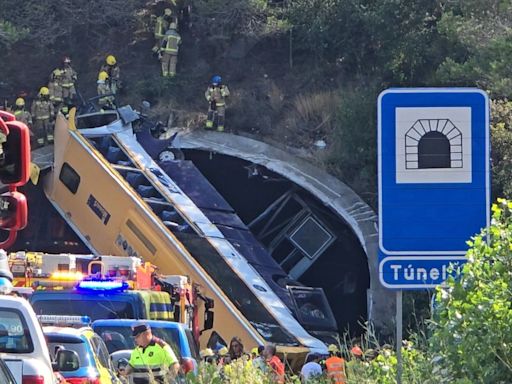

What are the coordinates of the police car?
(41, 316, 121, 384)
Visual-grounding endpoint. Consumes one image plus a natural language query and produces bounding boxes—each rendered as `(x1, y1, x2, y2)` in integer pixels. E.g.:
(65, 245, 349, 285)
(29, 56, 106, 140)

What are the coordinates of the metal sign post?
(396, 290, 402, 384)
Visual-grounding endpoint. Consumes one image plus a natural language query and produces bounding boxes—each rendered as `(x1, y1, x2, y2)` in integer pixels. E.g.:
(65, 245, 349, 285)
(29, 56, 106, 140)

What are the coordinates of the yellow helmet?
(251, 347, 259, 355)
(200, 348, 214, 358)
(39, 87, 50, 96)
(328, 344, 339, 353)
(106, 55, 116, 66)
(98, 71, 109, 81)
(15, 98, 25, 107)
(218, 346, 229, 356)
(164, 8, 172, 16)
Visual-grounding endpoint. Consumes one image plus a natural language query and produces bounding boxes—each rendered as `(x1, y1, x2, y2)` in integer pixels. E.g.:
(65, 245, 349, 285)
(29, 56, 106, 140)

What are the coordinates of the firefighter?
(159, 24, 181, 77)
(100, 55, 121, 95)
(119, 323, 179, 384)
(13, 98, 32, 127)
(60, 57, 77, 106)
(31, 87, 55, 146)
(152, 9, 174, 53)
(205, 75, 230, 132)
(325, 344, 347, 384)
(97, 71, 115, 110)
(48, 68, 64, 111)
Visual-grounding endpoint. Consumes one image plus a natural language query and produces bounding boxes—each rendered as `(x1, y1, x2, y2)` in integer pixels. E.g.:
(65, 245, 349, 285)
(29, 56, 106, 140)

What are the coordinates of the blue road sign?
(378, 88, 490, 289)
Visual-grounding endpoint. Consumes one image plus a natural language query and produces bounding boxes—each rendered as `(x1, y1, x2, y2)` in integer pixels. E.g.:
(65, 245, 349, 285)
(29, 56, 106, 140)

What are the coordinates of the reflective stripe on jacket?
(161, 32, 181, 54)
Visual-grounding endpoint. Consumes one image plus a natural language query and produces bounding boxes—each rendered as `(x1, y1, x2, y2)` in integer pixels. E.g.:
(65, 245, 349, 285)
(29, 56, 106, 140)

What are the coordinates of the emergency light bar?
(51, 271, 84, 281)
(38, 315, 91, 326)
(76, 279, 129, 292)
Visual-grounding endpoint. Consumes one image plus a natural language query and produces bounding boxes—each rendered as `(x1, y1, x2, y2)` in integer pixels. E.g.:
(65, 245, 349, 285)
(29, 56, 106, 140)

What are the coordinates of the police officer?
(119, 323, 180, 384)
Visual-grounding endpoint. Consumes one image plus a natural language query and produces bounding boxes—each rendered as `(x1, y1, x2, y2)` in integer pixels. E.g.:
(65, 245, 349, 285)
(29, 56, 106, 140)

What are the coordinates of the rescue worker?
(48, 68, 64, 111)
(60, 57, 77, 106)
(152, 9, 174, 53)
(119, 323, 180, 384)
(159, 24, 181, 77)
(100, 55, 121, 95)
(97, 71, 115, 110)
(31, 87, 55, 146)
(205, 75, 230, 132)
(199, 348, 216, 364)
(325, 344, 347, 384)
(263, 343, 285, 384)
(13, 98, 32, 127)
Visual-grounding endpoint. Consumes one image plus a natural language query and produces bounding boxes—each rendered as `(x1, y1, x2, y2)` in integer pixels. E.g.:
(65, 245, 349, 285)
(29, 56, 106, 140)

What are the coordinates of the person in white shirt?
(300, 353, 323, 383)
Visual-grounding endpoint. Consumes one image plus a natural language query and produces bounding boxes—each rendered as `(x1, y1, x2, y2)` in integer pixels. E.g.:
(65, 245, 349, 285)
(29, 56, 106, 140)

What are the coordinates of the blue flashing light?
(38, 315, 91, 326)
(76, 279, 129, 292)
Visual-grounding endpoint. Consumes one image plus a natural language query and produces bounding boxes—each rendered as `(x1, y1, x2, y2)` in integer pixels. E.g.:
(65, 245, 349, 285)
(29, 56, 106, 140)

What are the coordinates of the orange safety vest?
(325, 356, 347, 384)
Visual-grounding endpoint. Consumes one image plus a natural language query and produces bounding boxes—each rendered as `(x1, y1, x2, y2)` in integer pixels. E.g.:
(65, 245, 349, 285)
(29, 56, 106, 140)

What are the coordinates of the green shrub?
(430, 199, 512, 382)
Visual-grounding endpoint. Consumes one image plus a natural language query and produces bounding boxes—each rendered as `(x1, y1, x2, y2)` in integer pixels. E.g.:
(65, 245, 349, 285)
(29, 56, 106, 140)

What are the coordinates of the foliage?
(430, 199, 512, 383)
(0, 20, 28, 47)
(286, 0, 443, 83)
(490, 99, 512, 199)
(0, 0, 140, 48)
(436, 1, 512, 97)
(324, 87, 377, 206)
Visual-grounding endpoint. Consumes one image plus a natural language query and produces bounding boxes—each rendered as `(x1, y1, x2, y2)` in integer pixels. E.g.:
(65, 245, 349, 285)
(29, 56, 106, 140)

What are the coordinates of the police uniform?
(128, 325, 178, 384)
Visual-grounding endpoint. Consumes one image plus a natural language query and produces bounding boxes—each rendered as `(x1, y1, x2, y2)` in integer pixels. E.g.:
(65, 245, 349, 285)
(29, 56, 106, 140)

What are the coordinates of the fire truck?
(8, 251, 213, 343)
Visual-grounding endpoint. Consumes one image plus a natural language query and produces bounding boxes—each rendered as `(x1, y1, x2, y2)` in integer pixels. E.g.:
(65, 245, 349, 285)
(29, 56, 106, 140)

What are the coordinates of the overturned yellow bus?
(43, 107, 338, 366)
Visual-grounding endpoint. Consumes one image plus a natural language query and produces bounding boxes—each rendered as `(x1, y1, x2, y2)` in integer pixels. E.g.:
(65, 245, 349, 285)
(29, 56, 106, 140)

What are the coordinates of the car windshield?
(0, 309, 34, 354)
(94, 325, 181, 358)
(32, 299, 135, 320)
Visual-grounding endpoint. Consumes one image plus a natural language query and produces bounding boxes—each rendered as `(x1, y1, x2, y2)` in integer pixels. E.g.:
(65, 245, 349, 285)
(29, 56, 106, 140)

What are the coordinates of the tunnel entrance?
(183, 149, 370, 335)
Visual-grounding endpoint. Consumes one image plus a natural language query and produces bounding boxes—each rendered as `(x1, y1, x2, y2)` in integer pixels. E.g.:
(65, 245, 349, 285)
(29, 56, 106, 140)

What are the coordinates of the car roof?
(92, 319, 187, 330)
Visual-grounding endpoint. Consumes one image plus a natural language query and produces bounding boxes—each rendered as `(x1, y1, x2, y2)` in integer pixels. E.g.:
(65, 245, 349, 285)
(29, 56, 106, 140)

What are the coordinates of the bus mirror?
(0, 190, 28, 230)
(0, 120, 31, 186)
(204, 310, 214, 331)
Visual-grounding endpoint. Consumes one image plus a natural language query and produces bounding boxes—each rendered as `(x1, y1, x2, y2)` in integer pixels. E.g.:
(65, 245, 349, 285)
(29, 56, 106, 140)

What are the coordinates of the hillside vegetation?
(2, 0, 512, 206)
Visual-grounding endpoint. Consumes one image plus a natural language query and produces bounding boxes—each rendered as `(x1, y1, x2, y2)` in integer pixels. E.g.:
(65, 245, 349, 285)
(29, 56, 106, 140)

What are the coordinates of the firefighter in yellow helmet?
(48, 68, 64, 111)
(205, 75, 230, 132)
(97, 71, 115, 110)
(59, 56, 77, 106)
(159, 23, 181, 77)
(14, 98, 33, 128)
(31, 87, 55, 146)
(100, 55, 121, 95)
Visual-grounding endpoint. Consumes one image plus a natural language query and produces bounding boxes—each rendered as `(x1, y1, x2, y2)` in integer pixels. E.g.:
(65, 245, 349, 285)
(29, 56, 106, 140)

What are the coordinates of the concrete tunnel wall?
(177, 131, 395, 335)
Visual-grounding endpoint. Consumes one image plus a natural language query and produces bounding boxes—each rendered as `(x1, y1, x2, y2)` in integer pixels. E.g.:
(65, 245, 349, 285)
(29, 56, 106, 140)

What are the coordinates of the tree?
(430, 199, 512, 382)
(436, 1, 512, 97)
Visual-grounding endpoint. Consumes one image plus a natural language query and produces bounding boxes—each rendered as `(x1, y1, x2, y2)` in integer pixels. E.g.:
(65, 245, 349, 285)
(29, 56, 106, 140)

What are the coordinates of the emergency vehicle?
(8, 251, 213, 343)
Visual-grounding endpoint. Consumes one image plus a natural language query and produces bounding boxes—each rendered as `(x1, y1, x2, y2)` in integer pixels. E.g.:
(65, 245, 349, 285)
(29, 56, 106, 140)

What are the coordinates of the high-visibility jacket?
(14, 109, 32, 125)
(61, 66, 77, 88)
(154, 16, 169, 39)
(325, 356, 347, 384)
(128, 337, 178, 384)
(160, 31, 181, 55)
(205, 85, 230, 107)
(31, 99, 54, 120)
